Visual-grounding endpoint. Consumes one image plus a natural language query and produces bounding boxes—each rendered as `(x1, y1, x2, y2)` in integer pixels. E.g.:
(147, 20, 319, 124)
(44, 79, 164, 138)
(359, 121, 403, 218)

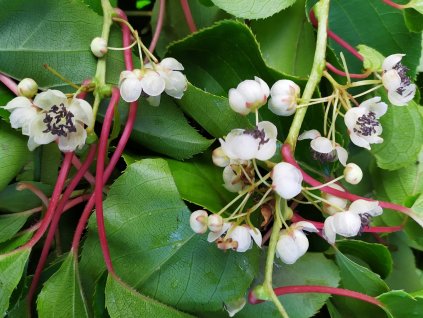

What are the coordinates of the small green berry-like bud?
(17, 78, 38, 98)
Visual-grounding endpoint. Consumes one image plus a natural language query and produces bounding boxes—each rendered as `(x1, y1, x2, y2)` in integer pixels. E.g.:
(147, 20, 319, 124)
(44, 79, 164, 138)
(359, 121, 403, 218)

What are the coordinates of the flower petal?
(382, 54, 404, 71)
(207, 222, 231, 242)
(4, 96, 32, 110)
(311, 136, 334, 154)
(33, 90, 67, 111)
(382, 70, 402, 91)
(141, 71, 165, 96)
(388, 84, 416, 106)
(349, 199, 382, 216)
(349, 132, 371, 150)
(335, 146, 348, 166)
(164, 71, 187, 99)
(332, 211, 361, 237)
(298, 129, 321, 140)
(58, 123, 87, 152)
(9, 106, 37, 133)
(294, 221, 318, 233)
(68, 98, 93, 126)
(276, 233, 301, 264)
(323, 216, 337, 244)
(120, 77, 143, 102)
(30, 115, 56, 145)
(248, 227, 262, 248)
(160, 57, 184, 71)
(147, 95, 161, 107)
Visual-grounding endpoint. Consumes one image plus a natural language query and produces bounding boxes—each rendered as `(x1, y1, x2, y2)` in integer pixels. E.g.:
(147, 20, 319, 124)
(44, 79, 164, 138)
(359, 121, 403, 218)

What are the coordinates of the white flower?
(223, 165, 247, 193)
(323, 199, 383, 244)
(344, 97, 387, 150)
(208, 223, 262, 253)
(208, 214, 224, 232)
(298, 129, 348, 166)
(212, 147, 230, 167)
(17, 78, 38, 98)
(268, 79, 300, 116)
(343, 163, 363, 184)
(276, 221, 318, 264)
(90, 37, 108, 58)
(382, 54, 416, 106)
(146, 57, 187, 101)
(4, 90, 93, 152)
(228, 77, 270, 115)
(322, 184, 348, 215)
(272, 162, 303, 199)
(119, 68, 165, 103)
(190, 210, 208, 234)
(219, 121, 277, 161)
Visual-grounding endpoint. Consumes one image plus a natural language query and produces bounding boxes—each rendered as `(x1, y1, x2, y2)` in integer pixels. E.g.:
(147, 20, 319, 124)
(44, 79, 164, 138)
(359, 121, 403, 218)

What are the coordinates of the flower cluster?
(119, 57, 187, 105)
(4, 86, 93, 152)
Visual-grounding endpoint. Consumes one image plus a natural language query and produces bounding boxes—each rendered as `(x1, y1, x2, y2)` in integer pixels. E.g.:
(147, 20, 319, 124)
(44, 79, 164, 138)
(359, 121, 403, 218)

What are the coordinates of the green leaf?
(0, 213, 32, 244)
(151, 0, 230, 57)
(0, 125, 30, 192)
(331, 250, 388, 317)
(177, 84, 251, 138)
(0, 249, 30, 316)
(79, 0, 117, 15)
(371, 99, 423, 170)
(239, 253, 340, 318)
(40, 144, 61, 185)
(0, 0, 124, 89)
(0, 232, 32, 254)
(0, 84, 13, 121)
(357, 45, 385, 72)
(385, 233, 423, 292)
(250, 0, 316, 78)
(328, 0, 421, 77)
(37, 253, 89, 318)
(0, 182, 52, 213)
(377, 290, 423, 318)
(105, 275, 195, 318)
(406, 0, 423, 15)
(404, 8, 423, 32)
(210, 0, 296, 19)
(166, 155, 235, 213)
(336, 240, 392, 279)
(79, 159, 259, 314)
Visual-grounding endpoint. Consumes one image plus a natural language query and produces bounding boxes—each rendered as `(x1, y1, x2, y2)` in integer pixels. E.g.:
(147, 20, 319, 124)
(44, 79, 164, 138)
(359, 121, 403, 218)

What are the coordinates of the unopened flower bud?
(344, 163, 363, 185)
(212, 147, 230, 167)
(17, 78, 38, 98)
(268, 79, 300, 116)
(228, 77, 270, 115)
(190, 210, 208, 234)
(208, 214, 224, 232)
(322, 184, 348, 215)
(90, 37, 108, 58)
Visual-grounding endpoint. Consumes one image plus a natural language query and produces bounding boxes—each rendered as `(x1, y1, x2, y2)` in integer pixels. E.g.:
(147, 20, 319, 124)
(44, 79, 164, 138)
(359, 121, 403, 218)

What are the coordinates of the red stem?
(310, 11, 363, 61)
(382, 0, 404, 9)
(115, 9, 134, 71)
(249, 285, 383, 308)
(326, 62, 370, 79)
(0, 73, 18, 95)
(149, 0, 166, 53)
(27, 146, 97, 305)
(180, 0, 197, 33)
(72, 156, 95, 185)
(282, 144, 421, 225)
(16, 182, 50, 208)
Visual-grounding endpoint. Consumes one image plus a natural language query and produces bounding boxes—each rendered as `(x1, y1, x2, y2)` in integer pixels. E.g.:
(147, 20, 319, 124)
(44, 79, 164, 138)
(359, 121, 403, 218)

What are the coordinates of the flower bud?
(268, 80, 300, 116)
(212, 147, 230, 167)
(208, 214, 224, 232)
(322, 184, 348, 215)
(190, 210, 208, 234)
(90, 37, 108, 58)
(272, 162, 303, 199)
(344, 163, 363, 185)
(17, 78, 38, 98)
(228, 77, 270, 115)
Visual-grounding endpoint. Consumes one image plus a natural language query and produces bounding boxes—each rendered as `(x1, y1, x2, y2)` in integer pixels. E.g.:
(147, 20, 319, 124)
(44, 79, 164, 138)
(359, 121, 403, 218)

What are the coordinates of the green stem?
(89, 0, 114, 132)
(285, 0, 330, 149)
(263, 195, 289, 318)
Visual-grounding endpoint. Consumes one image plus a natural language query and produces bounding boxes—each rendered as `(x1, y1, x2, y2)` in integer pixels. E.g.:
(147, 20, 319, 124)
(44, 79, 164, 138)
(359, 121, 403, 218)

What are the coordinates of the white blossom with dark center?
(4, 90, 93, 152)
(382, 54, 416, 106)
(344, 97, 387, 150)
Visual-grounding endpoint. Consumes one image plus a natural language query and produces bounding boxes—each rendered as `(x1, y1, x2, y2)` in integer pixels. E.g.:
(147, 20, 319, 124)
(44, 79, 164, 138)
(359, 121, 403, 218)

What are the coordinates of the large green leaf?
(239, 253, 340, 318)
(151, 0, 230, 57)
(0, 0, 124, 89)
(371, 99, 423, 170)
(210, 0, 296, 19)
(0, 213, 31, 244)
(37, 253, 89, 318)
(0, 182, 53, 213)
(250, 0, 315, 78)
(377, 290, 423, 318)
(0, 125, 30, 192)
(105, 275, 195, 318)
(79, 159, 259, 315)
(330, 250, 389, 317)
(328, 0, 421, 77)
(0, 249, 30, 316)
(336, 240, 392, 279)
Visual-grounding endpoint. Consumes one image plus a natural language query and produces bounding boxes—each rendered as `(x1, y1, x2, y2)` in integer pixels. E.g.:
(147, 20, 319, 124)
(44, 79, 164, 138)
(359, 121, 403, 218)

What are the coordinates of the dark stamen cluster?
(244, 126, 269, 148)
(393, 62, 411, 87)
(359, 212, 373, 234)
(353, 111, 379, 137)
(43, 103, 76, 137)
(311, 148, 337, 163)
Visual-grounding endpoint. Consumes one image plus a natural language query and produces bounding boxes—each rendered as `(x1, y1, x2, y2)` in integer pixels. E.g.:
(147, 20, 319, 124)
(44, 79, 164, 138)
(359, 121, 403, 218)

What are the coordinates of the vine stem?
(286, 0, 330, 149)
(27, 145, 97, 306)
(383, 0, 404, 9)
(0, 73, 18, 95)
(180, 0, 197, 32)
(16, 182, 50, 208)
(282, 144, 423, 226)
(115, 9, 134, 71)
(72, 156, 95, 185)
(249, 285, 383, 308)
(326, 62, 370, 79)
(149, 0, 166, 53)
